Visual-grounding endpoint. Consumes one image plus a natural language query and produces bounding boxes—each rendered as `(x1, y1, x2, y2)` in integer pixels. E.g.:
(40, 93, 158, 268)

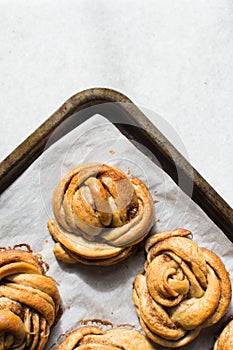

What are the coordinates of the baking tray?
(0, 87, 232, 243)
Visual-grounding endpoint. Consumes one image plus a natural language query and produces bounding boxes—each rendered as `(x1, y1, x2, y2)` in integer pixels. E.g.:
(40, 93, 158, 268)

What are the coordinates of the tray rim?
(0, 87, 232, 240)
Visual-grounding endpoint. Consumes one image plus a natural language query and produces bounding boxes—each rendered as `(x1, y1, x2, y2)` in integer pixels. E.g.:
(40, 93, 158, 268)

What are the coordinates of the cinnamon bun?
(48, 163, 154, 265)
(132, 229, 232, 348)
(0, 245, 60, 350)
(56, 325, 155, 349)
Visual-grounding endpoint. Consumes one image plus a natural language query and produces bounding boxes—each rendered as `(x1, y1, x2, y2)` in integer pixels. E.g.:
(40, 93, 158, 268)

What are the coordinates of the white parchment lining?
(1, 115, 232, 350)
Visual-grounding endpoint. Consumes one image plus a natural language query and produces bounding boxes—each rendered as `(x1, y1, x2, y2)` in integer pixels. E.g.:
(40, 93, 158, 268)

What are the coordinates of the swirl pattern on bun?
(132, 229, 232, 348)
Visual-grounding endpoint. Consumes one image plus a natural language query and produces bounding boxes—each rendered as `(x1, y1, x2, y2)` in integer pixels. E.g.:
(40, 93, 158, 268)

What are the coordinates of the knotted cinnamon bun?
(132, 229, 232, 348)
(0, 245, 60, 350)
(56, 325, 155, 349)
(213, 319, 233, 350)
(48, 163, 154, 265)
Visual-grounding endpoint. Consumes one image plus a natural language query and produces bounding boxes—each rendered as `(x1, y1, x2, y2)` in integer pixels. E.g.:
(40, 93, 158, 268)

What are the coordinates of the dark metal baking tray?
(0, 87, 232, 241)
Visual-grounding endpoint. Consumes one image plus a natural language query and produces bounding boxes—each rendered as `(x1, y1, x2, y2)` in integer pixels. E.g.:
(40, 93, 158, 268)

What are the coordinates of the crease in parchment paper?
(1, 115, 232, 350)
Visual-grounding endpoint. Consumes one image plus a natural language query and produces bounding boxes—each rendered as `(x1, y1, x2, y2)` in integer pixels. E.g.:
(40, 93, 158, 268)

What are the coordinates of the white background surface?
(0, 0, 232, 207)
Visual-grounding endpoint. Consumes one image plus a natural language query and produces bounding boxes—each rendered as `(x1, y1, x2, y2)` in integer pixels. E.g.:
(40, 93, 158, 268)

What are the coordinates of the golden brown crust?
(0, 246, 60, 350)
(48, 163, 154, 266)
(213, 319, 233, 350)
(132, 229, 232, 348)
(56, 325, 156, 350)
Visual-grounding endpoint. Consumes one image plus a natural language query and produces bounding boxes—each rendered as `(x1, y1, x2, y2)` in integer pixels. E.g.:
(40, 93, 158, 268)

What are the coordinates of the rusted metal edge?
(0, 87, 232, 240)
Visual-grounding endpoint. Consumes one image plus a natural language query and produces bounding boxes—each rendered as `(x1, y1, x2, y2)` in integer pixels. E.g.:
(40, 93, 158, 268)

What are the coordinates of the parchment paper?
(1, 114, 232, 350)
